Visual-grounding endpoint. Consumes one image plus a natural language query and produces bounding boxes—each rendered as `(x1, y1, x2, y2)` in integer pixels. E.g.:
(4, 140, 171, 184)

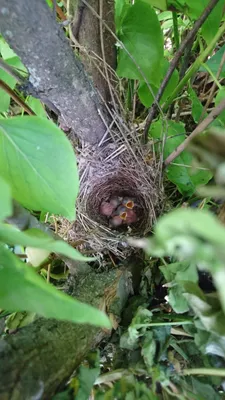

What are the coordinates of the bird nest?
(60, 126, 164, 258)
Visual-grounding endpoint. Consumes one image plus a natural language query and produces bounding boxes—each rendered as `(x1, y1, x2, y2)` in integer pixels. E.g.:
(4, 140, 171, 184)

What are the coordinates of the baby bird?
(110, 196, 122, 208)
(112, 205, 127, 220)
(109, 215, 123, 228)
(100, 201, 115, 217)
(125, 209, 137, 224)
(122, 197, 135, 209)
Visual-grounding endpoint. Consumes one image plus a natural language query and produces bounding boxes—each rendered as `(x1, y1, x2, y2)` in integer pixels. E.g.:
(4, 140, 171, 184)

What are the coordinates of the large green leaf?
(0, 224, 94, 261)
(0, 244, 110, 327)
(138, 59, 179, 107)
(0, 116, 79, 220)
(0, 176, 12, 221)
(149, 119, 212, 196)
(117, 0, 164, 85)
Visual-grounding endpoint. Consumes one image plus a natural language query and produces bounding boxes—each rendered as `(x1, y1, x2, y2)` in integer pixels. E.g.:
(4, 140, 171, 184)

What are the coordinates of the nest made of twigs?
(60, 128, 164, 258)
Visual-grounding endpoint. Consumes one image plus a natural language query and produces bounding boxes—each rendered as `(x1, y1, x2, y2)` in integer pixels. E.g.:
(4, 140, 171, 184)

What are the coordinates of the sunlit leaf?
(138, 59, 179, 107)
(0, 244, 110, 327)
(117, 0, 164, 85)
(0, 117, 79, 220)
(0, 224, 95, 262)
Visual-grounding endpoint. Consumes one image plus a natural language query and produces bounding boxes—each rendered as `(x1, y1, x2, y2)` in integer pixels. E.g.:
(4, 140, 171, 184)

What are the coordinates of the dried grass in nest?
(60, 127, 164, 258)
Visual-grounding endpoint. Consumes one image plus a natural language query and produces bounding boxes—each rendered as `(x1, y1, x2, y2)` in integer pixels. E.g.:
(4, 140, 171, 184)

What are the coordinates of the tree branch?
(0, 0, 110, 144)
(164, 99, 225, 167)
(143, 0, 220, 140)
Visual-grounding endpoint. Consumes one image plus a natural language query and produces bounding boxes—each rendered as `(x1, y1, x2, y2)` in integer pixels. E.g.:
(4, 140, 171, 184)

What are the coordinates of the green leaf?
(142, 0, 167, 11)
(76, 351, 100, 400)
(187, 377, 221, 400)
(168, 284, 190, 313)
(149, 119, 212, 195)
(117, 0, 164, 85)
(0, 176, 12, 221)
(0, 224, 94, 262)
(138, 59, 179, 107)
(0, 116, 79, 220)
(174, 0, 224, 45)
(5, 311, 36, 331)
(188, 86, 205, 123)
(0, 56, 26, 113)
(0, 244, 110, 327)
(199, 45, 225, 78)
(160, 261, 198, 313)
(26, 97, 47, 118)
(0, 38, 17, 59)
(115, 0, 130, 31)
(154, 208, 225, 248)
(215, 87, 225, 124)
(141, 331, 156, 369)
(183, 282, 225, 336)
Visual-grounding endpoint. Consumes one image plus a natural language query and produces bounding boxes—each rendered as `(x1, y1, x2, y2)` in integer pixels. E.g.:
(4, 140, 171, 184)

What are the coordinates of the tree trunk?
(0, 0, 110, 144)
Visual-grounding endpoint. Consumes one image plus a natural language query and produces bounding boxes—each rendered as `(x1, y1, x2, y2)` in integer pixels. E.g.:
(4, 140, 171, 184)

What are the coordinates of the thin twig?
(164, 98, 225, 166)
(143, 0, 220, 140)
(0, 58, 25, 84)
(199, 50, 225, 121)
(0, 79, 35, 115)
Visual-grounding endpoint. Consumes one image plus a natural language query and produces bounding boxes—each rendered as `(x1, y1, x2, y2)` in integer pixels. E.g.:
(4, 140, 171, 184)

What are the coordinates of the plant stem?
(0, 58, 25, 84)
(134, 321, 193, 328)
(0, 79, 35, 115)
(163, 20, 225, 110)
(183, 368, 225, 377)
(172, 12, 179, 51)
(143, 0, 220, 140)
(199, 51, 225, 121)
(203, 62, 222, 90)
(164, 98, 225, 166)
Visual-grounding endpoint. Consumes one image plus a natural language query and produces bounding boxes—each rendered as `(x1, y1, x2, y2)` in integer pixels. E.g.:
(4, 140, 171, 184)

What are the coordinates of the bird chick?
(109, 196, 122, 208)
(109, 215, 123, 228)
(125, 209, 137, 225)
(122, 197, 135, 209)
(100, 201, 115, 217)
(112, 205, 127, 220)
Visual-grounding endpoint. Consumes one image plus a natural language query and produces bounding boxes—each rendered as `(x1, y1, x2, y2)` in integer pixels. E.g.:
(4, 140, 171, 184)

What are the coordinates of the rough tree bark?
(0, 0, 110, 144)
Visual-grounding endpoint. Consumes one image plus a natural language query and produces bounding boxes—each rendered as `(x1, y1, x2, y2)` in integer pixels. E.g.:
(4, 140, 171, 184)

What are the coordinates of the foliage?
(1, 0, 225, 398)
